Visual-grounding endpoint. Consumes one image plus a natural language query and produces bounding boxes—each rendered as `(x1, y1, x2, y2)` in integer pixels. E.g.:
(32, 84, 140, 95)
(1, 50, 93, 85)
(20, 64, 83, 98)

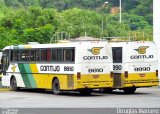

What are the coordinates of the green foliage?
(18, 0, 40, 8)
(129, 0, 153, 25)
(23, 24, 54, 43)
(0, 0, 153, 49)
(0, 0, 7, 18)
(0, 27, 23, 48)
(0, 7, 58, 47)
(122, 13, 152, 30)
(59, 8, 102, 37)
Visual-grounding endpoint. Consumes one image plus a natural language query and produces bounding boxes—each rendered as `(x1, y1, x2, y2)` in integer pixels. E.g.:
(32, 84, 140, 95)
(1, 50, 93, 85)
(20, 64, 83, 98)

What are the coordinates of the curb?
(0, 88, 10, 91)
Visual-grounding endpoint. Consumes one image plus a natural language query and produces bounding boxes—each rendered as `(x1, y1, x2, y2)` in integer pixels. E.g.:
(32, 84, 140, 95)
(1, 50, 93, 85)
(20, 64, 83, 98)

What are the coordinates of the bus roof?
(2, 40, 109, 50)
(110, 41, 156, 46)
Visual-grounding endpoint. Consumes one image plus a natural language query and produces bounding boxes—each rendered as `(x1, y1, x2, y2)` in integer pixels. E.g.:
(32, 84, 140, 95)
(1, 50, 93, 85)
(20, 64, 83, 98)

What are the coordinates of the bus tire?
(52, 79, 61, 95)
(10, 77, 19, 91)
(79, 89, 92, 96)
(123, 87, 136, 94)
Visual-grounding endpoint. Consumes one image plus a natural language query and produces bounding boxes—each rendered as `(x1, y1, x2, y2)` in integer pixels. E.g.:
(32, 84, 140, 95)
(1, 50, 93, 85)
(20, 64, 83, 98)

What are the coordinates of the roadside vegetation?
(0, 0, 153, 48)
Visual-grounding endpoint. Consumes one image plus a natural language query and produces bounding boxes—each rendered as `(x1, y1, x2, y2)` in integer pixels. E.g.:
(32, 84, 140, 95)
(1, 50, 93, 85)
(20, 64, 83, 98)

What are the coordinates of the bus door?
(112, 47, 123, 88)
(1, 50, 10, 76)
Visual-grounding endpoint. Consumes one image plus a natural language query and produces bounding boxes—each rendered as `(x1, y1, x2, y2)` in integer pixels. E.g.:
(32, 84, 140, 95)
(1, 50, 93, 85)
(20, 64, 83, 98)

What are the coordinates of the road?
(0, 87, 160, 108)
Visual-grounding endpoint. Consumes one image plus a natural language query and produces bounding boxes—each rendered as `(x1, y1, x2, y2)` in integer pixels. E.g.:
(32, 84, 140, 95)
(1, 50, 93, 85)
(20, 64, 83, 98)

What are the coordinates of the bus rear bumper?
(74, 82, 113, 89)
(124, 81, 159, 88)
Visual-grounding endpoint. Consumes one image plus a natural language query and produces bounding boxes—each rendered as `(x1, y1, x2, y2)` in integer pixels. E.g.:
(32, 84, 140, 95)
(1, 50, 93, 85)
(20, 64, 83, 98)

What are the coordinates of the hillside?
(0, 0, 153, 48)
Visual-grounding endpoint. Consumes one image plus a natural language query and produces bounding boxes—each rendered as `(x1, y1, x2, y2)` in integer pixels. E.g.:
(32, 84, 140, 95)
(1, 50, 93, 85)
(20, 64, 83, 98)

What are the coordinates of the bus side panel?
(2, 63, 26, 87)
(2, 75, 11, 87)
(30, 74, 69, 90)
(30, 64, 73, 90)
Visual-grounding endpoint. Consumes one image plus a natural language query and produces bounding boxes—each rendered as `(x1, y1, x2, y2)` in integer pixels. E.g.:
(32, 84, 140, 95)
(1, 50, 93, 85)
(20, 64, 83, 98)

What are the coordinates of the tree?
(18, 0, 40, 8)
(23, 24, 54, 43)
(59, 8, 102, 38)
(0, 0, 153, 48)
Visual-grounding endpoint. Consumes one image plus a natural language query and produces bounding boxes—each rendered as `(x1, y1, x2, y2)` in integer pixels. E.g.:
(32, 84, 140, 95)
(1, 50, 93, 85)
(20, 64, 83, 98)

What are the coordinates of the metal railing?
(49, 31, 152, 43)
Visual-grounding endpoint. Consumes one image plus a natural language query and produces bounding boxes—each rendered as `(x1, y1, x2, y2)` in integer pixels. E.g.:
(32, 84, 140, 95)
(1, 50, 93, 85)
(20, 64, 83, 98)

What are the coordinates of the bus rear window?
(112, 47, 122, 63)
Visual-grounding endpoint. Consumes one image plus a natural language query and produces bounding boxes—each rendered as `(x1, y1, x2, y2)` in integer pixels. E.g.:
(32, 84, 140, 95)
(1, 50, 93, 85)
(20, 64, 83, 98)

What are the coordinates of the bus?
(108, 41, 159, 94)
(1, 39, 113, 95)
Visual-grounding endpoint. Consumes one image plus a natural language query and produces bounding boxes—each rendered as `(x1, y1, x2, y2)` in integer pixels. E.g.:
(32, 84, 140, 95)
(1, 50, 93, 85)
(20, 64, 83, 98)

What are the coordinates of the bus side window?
(51, 48, 63, 62)
(30, 50, 40, 61)
(20, 50, 30, 61)
(52, 49, 57, 61)
(41, 50, 47, 61)
(47, 49, 51, 61)
(63, 48, 75, 62)
(13, 50, 19, 61)
(10, 50, 13, 61)
(26, 50, 30, 61)
(35, 50, 40, 61)
(57, 49, 63, 62)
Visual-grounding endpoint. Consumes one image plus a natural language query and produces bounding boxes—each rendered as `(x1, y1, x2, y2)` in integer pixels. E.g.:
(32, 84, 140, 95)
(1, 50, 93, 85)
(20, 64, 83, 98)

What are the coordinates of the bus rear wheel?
(10, 77, 19, 91)
(52, 79, 61, 95)
(123, 87, 136, 94)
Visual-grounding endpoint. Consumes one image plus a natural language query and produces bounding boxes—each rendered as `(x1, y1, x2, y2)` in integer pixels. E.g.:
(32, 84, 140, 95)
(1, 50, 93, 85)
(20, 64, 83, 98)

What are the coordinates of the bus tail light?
(110, 71, 114, 78)
(156, 70, 158, 77)
(77, 72, 81, 80)
(124, 71, 128, 78)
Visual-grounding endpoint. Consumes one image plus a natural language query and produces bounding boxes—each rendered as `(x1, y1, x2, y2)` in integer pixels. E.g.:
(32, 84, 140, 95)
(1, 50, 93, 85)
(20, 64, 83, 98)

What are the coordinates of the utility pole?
(101, 1, 108, 38)
(119, 0, 122, 23)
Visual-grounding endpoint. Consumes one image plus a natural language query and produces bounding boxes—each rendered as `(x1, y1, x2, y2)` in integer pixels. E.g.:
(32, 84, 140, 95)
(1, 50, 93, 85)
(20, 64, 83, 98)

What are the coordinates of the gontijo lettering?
(40, 65, 60, 71)
(83, 56, 108, 60)
(130, 55, 154, 59)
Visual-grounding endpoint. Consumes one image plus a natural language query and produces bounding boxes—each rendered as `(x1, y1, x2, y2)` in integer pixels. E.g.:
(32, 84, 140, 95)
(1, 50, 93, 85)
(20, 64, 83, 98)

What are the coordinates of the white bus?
(109, 41, 159, 93)
(1, 39, 113, 95)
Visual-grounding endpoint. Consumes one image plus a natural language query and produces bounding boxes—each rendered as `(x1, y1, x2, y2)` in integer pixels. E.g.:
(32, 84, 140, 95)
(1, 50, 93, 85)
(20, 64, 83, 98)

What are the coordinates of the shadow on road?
(13, 88, 106, 97)
(11, 88, 152, 97)
(93, 89, 153, 96)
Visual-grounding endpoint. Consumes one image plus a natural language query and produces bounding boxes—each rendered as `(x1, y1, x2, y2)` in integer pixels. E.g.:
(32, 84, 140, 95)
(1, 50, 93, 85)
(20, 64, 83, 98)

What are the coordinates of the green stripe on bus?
(18, 63, 32, 88)
(24, 64, 37, 88)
